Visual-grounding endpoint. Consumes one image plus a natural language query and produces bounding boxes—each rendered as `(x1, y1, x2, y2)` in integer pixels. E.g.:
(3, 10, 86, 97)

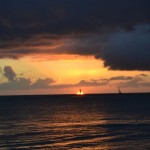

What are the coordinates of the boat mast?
(118, 86, 122, 94)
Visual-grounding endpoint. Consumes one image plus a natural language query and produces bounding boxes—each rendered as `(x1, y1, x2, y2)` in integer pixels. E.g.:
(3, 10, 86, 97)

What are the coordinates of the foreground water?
(0, 93, 150, 150)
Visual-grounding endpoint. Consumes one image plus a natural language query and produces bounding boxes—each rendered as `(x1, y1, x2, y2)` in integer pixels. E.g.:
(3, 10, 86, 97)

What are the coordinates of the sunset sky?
(0, 0, 150, 95)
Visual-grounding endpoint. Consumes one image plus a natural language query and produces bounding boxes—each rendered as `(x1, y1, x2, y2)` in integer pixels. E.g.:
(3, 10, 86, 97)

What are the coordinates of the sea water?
(0, 94, 150, 149)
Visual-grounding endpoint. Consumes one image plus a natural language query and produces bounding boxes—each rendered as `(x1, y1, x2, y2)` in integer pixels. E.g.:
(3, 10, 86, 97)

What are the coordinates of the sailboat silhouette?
(118, 86, 122, 94)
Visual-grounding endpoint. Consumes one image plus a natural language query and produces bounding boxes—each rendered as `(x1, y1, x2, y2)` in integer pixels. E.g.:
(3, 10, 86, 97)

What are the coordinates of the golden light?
(76, 89, 84, 95)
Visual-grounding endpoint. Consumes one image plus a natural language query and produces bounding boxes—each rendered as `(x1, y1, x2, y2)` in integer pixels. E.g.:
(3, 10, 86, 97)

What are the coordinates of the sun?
(76, 89, 84, 95)
(76, 91, 84, 95)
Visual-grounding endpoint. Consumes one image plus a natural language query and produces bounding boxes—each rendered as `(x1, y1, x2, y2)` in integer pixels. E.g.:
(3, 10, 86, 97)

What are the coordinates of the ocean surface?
(0, 93, 150, 150)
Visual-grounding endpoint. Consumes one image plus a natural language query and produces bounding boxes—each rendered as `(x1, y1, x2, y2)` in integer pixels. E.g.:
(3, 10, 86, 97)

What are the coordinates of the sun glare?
(76, 89, 84, 95)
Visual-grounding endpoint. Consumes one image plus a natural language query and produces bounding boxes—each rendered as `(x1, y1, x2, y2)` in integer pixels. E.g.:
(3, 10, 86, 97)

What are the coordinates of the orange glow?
(76, 91, 84, 95)
(76, 89, 84, 95)
(0, 55, 150, 95)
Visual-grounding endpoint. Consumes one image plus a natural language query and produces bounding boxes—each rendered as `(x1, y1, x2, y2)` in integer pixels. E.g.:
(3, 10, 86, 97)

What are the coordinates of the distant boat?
(118, 86, 122, 94)
(77, 89, 84, 95)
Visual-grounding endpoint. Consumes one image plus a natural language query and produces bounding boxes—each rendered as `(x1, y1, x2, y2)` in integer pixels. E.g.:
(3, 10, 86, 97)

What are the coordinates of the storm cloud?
(4, 66, 16, 81)
(0, 0, 150, 70)
(0, 66, 56, 90)
(99, 26, 150, 70)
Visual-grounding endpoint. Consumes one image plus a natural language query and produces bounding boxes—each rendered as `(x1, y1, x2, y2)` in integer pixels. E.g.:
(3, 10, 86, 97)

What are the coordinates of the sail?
(118, 87, 122, 94)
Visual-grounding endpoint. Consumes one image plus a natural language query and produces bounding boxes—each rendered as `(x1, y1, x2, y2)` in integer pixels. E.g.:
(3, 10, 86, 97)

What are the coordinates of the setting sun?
(76, 89, 84, 95)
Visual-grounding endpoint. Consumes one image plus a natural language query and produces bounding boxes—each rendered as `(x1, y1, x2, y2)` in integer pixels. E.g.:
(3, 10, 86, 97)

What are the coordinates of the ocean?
(0, 93, 150, 150)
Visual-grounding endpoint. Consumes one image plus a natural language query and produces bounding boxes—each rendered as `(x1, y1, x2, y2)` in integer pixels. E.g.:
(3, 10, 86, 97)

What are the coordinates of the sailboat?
(118, 86, 122, 94)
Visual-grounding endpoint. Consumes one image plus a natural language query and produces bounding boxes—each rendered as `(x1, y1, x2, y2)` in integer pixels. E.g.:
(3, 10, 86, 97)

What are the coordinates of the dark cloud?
(0, 78, 31, 90)
(140, 74, 148, 77)
(1, 0, 149, 39)
(99, 74, 150, 88)
(77, 80, 108, 87)
(100, 76, 133, 83)
(0, 76, 56, 90)
(0, 0, 150, 70)
(99, 26, 150, 70)
(109, 76, 133, 81)
(119, 76, 143, 88)
(0, 66, 56, 90)
(0, 78, 107, 90)
(119, 75, 150, 88)
(4, 66, 16, 81)
(0, 77, 108, 90)
(32, 78, 55, 88)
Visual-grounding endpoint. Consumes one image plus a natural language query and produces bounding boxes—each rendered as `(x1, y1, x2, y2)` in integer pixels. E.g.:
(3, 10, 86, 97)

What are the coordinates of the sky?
(0, 0, 150, 95)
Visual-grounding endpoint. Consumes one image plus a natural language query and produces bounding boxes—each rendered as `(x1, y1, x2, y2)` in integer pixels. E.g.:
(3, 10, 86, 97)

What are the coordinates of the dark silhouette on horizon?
(118, 86, 122, 94)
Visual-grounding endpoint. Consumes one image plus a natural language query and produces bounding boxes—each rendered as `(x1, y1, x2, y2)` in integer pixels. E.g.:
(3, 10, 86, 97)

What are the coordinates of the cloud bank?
(0, 66, 149, 90)
(0, 66, 55, 90)
(0, 0, 150, 70)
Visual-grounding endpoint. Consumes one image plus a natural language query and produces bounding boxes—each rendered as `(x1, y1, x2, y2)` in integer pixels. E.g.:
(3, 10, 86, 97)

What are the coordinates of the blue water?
(0, 93, 150, 149)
